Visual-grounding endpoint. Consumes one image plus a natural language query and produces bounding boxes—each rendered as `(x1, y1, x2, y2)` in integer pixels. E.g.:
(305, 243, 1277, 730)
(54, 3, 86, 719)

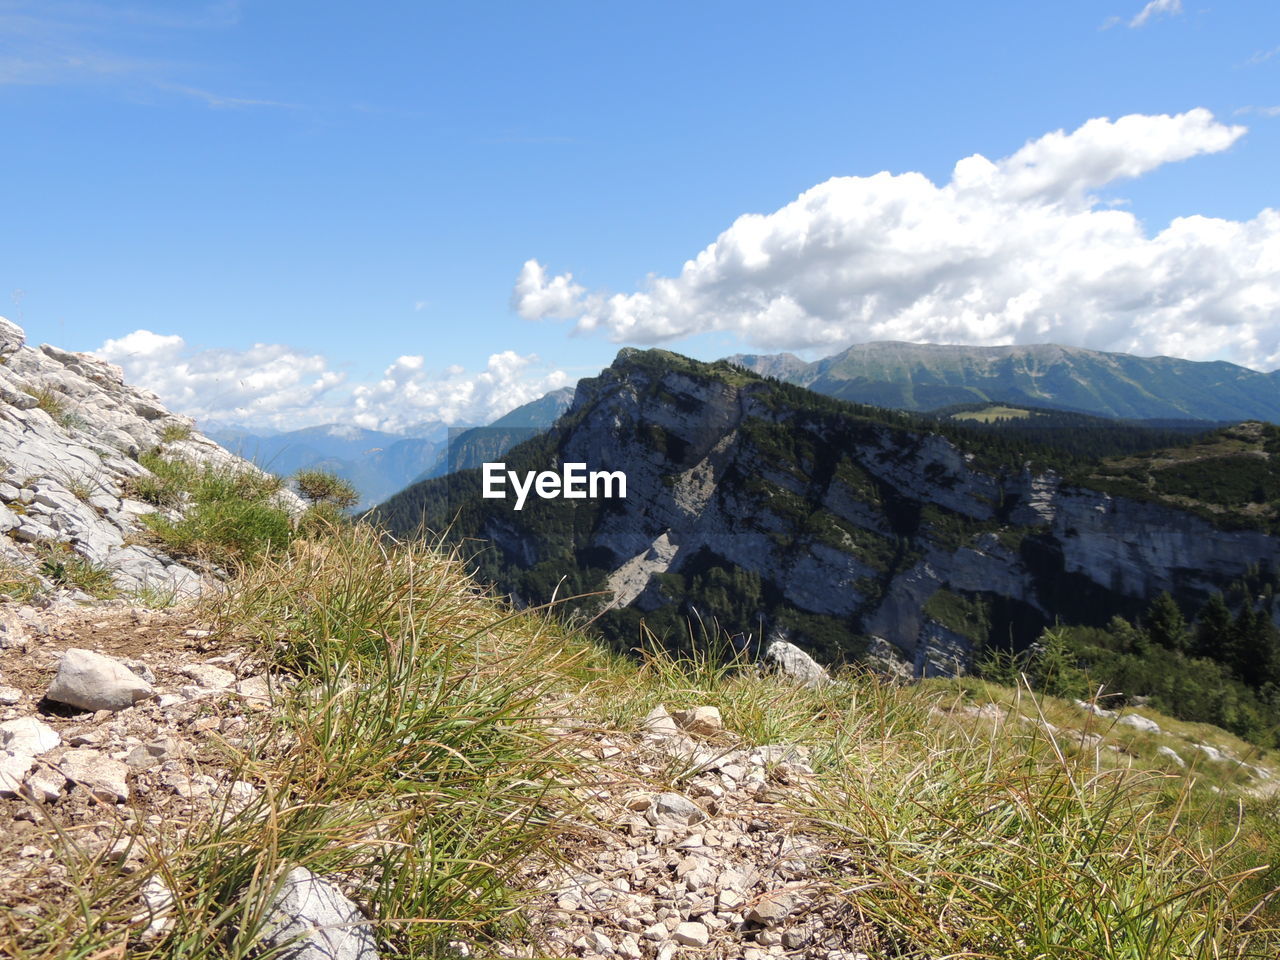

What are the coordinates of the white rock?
(1156, 745, 1185, 767)
(764, 639, 829, 688)
(672, 922, 709, 948)
(671, 706, 722, 736)
(259, 866, 380, 960)
(1117, 713, 1160, 734)
(645, 793, 707, 827)
(0, 751, 34, 796)
(179, 663, 236, 689)
(22, 764, 67, 803)
(639, 705, 680, 737)
(0, 685, 22, 705)
(57, 748, 130, 802)
(0, 716, 61, 756)
(46, 648, 154, 712)
(1194, 743, 1228, 763)
(745, 889, 795, 926)
(1074, 699, 1117, 719)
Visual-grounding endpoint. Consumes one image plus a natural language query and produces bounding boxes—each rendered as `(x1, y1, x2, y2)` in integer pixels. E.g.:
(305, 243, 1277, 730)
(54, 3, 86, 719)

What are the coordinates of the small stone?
(616, 934, 642, 960)
(646, 793, 706, 827)
(258, 866, 379, 960)
(640, 705, 680, 737)
(672, 706, 722, 737)
(0, 716, 61, 756)
(57, 748, 130, 802)
(0, 685, 22, 705)
(672, 921, 709, 948)
(179, 663, 236, 689)
(46, 648, 154, 712)
(0, 751, 34, 796)
(22, 764, 67, 803)
(587, 930, 614, 954)
(642, 923, 667, 942)
(745, 889, 795, 926)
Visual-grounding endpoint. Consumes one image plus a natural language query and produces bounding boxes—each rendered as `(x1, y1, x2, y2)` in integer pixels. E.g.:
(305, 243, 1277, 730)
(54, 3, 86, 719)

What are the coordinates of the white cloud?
(96, 330, 347, 428)
(515, 109, 1280, 370)
(350, 351, 569, 432)
(1235, 105, 1280, 118)
(1130, 0, 1182, 28)
(94, 331, 567, 432)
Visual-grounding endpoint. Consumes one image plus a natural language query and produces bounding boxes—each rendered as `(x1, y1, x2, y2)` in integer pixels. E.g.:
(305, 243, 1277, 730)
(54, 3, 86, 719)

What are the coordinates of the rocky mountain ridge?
(728, 341, 1280, 421)
(0, 316, 302, 601)
(378, 348, 1280, 675)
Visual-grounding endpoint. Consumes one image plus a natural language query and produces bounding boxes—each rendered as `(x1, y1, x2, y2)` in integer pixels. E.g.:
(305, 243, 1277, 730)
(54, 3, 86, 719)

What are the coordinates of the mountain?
(419, 386, 576, 480)
(727, 341, 1280, 421)
(210, 389, 577, 507)
(0, 317, 304, 599)
(208, 423, 445, 509)
(373, 348, 1280, 676)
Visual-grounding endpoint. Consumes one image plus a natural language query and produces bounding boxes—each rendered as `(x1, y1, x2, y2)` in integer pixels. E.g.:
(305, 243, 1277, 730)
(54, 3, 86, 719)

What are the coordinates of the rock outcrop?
(0, 316, 301, 599)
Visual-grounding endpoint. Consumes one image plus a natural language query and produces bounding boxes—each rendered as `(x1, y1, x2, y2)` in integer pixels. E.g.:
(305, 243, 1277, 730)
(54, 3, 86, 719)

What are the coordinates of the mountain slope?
(728, 341, 1280, 421)
(374, 348, 1280, 675)
(419, 386, 576, 480)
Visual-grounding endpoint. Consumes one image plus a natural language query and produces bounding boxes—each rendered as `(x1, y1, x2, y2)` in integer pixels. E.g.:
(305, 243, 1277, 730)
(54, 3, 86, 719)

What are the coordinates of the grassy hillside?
(8, 520, 1280, 958)
(1072, 420, 1280, 533)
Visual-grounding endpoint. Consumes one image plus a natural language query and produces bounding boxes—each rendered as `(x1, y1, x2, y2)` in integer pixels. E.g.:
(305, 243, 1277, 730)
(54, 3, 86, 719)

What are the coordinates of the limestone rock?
(764, 639, 829, 689)
(57, 748, 130, 802)
(1117, 713, 1160, 734)
(671, 706, 722, 737)
(645, 793, 706, 827)
(259, 866, 380, 960)
(0, 751, 34, 796)
(639, 705, 679, 737)
(46, 648, 154, 711)
(672, 922, 709, 948)
(745, 888, 796, 926)
(179, 663, 236, 689)
(1156, 745, 1185, 767)
(0, 716, 61, 756)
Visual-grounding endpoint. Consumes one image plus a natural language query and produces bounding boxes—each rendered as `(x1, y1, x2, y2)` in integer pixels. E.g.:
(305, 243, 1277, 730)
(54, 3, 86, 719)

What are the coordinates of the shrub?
(293, 468, 359, 510)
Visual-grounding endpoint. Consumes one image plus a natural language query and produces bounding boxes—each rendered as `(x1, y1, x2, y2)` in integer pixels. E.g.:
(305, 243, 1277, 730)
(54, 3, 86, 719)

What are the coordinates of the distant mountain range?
(209, 387, 576, 508)
(726, 342, 1280, 422)
(419, 387, 576, 480)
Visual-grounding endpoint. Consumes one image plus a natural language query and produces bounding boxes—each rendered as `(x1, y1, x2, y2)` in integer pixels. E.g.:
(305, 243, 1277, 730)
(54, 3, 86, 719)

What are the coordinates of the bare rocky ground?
(0, 598, 279, 944)
(506, 715, 877, 960)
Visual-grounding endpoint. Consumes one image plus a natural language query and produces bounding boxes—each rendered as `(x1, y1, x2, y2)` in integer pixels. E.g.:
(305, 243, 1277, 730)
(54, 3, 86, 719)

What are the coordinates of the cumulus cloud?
(95, 331, 568, 432)
(350, 351, 570, 433)
(96, 330, 346, 428)
(1129, 0, 1182, 28)
(514, 109, 1280, 369)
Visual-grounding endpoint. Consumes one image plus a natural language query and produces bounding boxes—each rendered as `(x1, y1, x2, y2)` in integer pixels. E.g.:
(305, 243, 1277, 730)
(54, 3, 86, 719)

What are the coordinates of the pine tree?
(1144, 592, 1189, 652)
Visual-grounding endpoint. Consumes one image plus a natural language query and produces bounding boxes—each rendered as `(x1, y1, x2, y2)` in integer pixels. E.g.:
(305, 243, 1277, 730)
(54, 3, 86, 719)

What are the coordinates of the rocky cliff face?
(378, 348, 1280, 675)
(0, 317, 300, 600)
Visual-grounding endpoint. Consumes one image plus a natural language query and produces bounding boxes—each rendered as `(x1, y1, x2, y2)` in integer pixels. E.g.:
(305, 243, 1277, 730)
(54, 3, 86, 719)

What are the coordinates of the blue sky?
(1, 0, 1278, 431)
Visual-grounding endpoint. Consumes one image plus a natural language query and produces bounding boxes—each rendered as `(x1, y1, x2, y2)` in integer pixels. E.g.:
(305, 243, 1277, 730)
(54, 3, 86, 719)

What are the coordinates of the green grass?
(34, 542, 117, 599)
(26, 385, 74, 429)
(160, 422, 193, 443)
(127, 453, 293, 566)
(951, 404, 1034, 422)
